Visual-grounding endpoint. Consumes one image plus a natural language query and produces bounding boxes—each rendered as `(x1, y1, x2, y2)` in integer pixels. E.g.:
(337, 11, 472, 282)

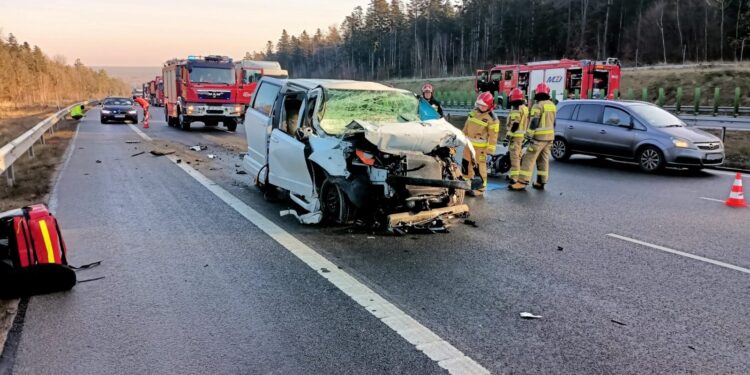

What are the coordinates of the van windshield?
(629, 104, 685, 127)
(319, 89, 420, 135)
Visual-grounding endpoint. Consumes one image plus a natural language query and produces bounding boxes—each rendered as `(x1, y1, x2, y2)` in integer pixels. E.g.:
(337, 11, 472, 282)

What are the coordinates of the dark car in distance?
(100, 97, 138, 124)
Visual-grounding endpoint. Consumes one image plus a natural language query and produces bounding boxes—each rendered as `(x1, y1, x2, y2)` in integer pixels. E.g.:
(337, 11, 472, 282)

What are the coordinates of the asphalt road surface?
(6, 107, 750, 374)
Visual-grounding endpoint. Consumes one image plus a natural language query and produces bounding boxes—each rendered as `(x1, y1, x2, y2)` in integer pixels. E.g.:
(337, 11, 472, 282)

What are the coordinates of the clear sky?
(0, 0, 369, 66)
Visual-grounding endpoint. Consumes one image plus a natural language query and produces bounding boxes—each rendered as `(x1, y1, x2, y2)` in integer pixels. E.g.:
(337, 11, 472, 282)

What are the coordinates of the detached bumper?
(387, 204, 469, 229)
(386, 176, 472, 190)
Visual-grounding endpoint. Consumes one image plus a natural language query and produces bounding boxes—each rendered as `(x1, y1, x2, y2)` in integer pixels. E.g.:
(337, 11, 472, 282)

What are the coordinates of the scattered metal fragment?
(150, 150, 175, 156)
(557, 246, 564, 251)
(611, 319, 627, 326)
(236, 170, 247, 175)
(463, 219, 478, 227)
(207, 154, 216, 159)
(176, 159, 182, 164)
(520, 312, 542, 319)
(125, 140, 141, 144)
(190, 145, 208, 151)
(320, 268, 330, 273)
(95, 160, 101, 163)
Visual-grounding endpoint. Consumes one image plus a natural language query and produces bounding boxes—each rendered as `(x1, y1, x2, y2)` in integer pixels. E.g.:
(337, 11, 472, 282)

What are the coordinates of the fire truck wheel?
(225, 119, 238, 132)
(178, 111, 191, 130)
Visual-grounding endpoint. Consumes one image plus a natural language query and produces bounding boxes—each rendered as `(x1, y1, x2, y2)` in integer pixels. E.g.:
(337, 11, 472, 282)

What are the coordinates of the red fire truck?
(153, 76, 164, 107)
(162, 55, 243, 131)
(476, 58, 621, 103)
(235, 60, 288, 114)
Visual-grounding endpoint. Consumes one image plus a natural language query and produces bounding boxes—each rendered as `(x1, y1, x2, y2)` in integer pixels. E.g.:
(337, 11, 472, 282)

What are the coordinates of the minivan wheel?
(638, 146, 665, 172)
(320, 179, 356, 225)
(551, 138, 571, 161)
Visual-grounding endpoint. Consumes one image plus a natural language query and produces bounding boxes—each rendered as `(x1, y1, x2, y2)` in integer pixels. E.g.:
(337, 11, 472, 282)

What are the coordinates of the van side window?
(603, 107, 631, 126)
(252, 83, 281, 116)
(576, 104, 603, 123)
(557, 105, 575, 120)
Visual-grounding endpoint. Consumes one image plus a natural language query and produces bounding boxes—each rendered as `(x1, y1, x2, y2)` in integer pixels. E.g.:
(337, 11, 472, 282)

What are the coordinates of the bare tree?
(579, 0, 590, 55)
(656, 1, 668, 64)
(675, 0, 684, 63)
(602, 0, 613, 58)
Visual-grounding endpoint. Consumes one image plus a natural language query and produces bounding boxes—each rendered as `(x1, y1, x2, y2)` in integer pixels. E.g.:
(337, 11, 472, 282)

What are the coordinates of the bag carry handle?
(51, 214, 101, 270)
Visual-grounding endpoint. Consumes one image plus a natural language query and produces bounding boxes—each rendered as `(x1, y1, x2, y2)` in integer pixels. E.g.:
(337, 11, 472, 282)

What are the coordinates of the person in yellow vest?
(69, 104, 84, 120)
(510, 83, 556, 191)
(504, 88, 529, 184)
(462, 92, 500, 196)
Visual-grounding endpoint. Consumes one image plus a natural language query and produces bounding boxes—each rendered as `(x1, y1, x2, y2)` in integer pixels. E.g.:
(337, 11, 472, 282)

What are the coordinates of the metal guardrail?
(0, 101, 91, 187)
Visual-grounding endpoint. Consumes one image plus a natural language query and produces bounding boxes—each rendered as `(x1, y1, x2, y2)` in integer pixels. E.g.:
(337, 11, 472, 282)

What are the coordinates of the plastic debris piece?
(236, 170, 247, 175)
(207, 154, 216, 159)
(557, 246, 564, 251)
(125, 140, 141, 144)
(611, 319, 626, 326)
(520, 312, 542, 319)
(131, 151, 145, 157)
(176, 159, 182, 164)
(95, 160, 102, 164)
(320, 268, 330, 273)
(190, 145, 208, 151)
(150, 150, 175, 156)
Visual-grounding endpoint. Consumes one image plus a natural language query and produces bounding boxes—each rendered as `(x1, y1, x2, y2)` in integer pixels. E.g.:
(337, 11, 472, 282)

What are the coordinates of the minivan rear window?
(557, 104, 575, 120)
(576, 104, 602, 123)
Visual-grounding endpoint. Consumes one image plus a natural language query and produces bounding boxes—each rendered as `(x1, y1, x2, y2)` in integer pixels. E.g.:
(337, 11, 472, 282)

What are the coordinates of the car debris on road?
(519, 312, 543, 319)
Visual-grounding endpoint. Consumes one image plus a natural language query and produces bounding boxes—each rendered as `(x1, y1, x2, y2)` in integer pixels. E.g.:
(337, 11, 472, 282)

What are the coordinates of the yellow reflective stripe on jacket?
(537, 170, 549, 176)
(534, 129, 554, 135)
(530, 107, 541, 116)
(489, 123, 499, 132)
(519, 170, 532, 177)
(468, 115, 488, 127)
(508, 133, 525, 138)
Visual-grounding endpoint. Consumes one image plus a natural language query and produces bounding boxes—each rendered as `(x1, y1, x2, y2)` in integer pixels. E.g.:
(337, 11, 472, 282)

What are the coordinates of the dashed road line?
(127, 125, 489, 374)
(607, 233, 750, 275)
(698, 197, 725, 203)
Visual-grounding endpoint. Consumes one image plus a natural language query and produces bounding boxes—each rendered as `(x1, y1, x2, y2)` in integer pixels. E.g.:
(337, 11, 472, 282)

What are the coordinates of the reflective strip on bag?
(38, 220, 56, 263)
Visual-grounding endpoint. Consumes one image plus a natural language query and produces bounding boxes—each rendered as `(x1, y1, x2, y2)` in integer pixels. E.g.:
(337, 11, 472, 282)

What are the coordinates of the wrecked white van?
(241, 78, 480, 231)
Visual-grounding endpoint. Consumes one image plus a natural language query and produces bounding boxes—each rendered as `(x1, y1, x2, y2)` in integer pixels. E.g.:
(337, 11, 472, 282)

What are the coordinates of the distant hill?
(93, 66, 162, 89)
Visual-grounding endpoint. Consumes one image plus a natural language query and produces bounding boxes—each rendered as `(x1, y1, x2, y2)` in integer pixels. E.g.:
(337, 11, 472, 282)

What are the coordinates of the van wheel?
(552, 138, 571, 161)
(320, 179, 356, 225)
(638, 146, 665, 173)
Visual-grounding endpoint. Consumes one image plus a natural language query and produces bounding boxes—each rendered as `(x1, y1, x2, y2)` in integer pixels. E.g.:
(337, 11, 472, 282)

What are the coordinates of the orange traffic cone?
(725, 173, 747, 208)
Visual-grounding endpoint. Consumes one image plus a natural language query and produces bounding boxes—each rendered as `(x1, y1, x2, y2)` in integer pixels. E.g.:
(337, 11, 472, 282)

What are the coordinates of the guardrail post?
(464, 91, 471, 107)
(641, 87, 648, 102)
(675, 87, 683, 113)
(574, 89, 580, 99)
(5, 165, 15, 188)
(28, 144, 35, 158)
(564, 89, 569, 100)
(501, 92, 508, 109)
(693, 87, 701, 114)
(712, 87, 720, 116)
(614, 89, 620, 100)
(657, 88, 665, 107)
(733, 87, 741, 117)
(627, 88, 634, 100)
(721, 126, 726, 143)
(587, 89, 592, 99)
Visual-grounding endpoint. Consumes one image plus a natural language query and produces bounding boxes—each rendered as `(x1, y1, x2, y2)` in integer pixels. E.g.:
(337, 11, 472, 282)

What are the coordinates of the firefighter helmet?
(475, 92, 495, 110)
(509, 88, 525, 102)
(535, 83, 551, 96)
(421, 83, 434, 93)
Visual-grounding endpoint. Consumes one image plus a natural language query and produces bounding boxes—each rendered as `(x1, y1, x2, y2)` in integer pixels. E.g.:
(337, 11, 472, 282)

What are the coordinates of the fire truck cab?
(236, 60, 288, 115)
(162, 55, 243, 131)
(476, 58, 621, 103)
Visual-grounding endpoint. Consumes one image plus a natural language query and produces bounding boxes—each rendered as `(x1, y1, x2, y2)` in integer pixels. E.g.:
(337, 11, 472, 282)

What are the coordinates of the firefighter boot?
(508, 182, 527, 191)
(532, 176, 545, 190)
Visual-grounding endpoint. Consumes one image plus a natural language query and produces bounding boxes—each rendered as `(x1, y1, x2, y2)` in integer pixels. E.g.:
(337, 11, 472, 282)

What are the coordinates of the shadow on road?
(559, 156, 717, 179)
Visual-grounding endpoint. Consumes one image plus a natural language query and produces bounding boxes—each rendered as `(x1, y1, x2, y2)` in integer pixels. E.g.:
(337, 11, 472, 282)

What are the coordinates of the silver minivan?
(551, 100, 725, 172)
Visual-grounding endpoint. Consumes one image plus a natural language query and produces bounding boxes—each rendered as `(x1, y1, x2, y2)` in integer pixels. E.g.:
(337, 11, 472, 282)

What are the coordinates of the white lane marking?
(699, 197, 725, 203)
(48, 114, 84, 213)
(127, 124, 153, 141)
(127, 126, 489, 374)
(708, 169, 747, 178)
(607, 233, 750, 275)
